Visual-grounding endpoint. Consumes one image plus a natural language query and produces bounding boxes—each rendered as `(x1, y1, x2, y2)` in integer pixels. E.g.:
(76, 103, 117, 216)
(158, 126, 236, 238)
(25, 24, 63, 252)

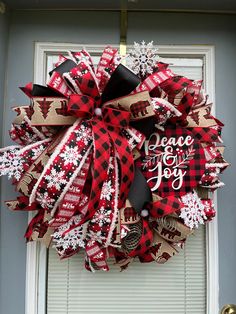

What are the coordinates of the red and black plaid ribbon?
(148, 195, 183, 218)
(170, 92, 194, 125)
(187, 126, 222, 143)
(65, 76, 134, 222)
(77, 110, 133, 223)
(160, 75, 193, 96)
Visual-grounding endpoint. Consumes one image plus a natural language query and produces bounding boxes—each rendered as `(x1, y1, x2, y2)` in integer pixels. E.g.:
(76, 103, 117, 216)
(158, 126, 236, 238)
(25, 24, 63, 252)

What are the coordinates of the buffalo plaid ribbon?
(187, 126, 222, 143)
(160, 75, 193, 95)
(70, 62, 100, 101)
(87, 149, 119, 249)
(148, 195, 183, 218)
(65, 65, 135, 223)
(69, 101, 133, 224)
(187, 80, 203, 106)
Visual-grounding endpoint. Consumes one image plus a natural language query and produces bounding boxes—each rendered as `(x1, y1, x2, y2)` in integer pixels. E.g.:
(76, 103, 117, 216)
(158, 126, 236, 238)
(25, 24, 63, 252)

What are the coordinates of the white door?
(26, 43, 217, 314)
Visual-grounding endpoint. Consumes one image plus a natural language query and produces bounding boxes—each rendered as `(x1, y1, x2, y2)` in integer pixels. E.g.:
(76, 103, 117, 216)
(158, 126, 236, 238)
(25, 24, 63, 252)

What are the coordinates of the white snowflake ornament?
(52, 215, 87, 255)
(128, 41, 159, 77)
(0, 147, 24, 181)
(180, 191, 207, 229)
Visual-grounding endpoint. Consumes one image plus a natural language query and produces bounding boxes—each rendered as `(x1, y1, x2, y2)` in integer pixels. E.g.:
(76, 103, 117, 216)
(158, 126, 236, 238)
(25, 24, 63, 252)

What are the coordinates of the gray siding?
(0, 9, 235, 314)
(0, 10, 9, 146)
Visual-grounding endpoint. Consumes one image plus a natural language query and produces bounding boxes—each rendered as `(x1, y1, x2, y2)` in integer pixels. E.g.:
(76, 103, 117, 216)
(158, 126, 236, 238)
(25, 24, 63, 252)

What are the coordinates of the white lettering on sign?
(143, 132, 195, 191)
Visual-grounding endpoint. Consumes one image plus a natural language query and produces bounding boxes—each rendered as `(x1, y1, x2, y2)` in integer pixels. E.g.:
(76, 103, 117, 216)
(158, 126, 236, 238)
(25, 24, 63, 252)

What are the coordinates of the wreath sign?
(0, 42, 228, 272)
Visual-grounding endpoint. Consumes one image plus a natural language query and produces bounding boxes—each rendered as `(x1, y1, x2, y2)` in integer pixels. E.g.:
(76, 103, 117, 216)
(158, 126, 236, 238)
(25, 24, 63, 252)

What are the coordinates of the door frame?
(25, 42, 217, 314)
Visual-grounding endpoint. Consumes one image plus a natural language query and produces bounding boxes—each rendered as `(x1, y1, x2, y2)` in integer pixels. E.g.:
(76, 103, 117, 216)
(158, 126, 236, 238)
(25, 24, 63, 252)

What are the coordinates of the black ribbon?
(102, 64, 140, 103)
(128, 166, 152, 214)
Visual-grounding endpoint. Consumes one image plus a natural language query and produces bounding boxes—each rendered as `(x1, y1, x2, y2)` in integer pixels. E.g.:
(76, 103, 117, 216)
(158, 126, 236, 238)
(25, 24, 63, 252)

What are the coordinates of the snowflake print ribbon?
(30, 120, 93, 213)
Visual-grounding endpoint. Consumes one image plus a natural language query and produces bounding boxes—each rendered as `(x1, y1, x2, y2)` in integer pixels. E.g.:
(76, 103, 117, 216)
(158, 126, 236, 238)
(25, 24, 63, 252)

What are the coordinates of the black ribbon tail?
(128, 165, 152, 214)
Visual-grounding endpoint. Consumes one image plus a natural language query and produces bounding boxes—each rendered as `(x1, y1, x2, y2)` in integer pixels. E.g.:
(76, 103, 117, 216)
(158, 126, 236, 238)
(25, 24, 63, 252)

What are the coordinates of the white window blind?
(47, 226, 205, 314)
(46, 56, 206, 314)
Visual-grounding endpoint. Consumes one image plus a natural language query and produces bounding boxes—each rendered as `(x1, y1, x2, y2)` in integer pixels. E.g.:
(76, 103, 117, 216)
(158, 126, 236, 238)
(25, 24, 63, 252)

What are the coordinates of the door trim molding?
(25, 42, 218, 314)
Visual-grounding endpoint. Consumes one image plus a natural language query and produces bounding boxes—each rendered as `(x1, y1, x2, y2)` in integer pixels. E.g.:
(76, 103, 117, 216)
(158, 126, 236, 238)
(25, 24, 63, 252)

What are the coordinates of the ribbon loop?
(67, 94, 95, 118)
(102, 107, 130, 128)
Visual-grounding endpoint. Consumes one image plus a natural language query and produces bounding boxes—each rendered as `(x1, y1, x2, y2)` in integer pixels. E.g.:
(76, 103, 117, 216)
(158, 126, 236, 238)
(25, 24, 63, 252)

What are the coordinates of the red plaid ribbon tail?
(148, 195, 183, 218)
(81, 106, 132, 223)
(107, 126, 134, 209)
(128, 219, 153, 258)
(80, 118, 110, 223)
(102, 106, 134, 208)
(160, 75, 193, 96)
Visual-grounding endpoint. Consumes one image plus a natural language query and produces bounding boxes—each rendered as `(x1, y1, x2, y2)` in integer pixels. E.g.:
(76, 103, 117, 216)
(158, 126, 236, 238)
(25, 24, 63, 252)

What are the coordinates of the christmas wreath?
(0, 42, 228, 271)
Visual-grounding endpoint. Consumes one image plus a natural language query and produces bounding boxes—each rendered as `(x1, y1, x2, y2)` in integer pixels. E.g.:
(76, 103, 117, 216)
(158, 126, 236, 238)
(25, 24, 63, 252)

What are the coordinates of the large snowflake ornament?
(53, 215, 87, 254)
(180, 191, 207, 229)
(0, 148, 24, 181)
(128, 41, 159, 77)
